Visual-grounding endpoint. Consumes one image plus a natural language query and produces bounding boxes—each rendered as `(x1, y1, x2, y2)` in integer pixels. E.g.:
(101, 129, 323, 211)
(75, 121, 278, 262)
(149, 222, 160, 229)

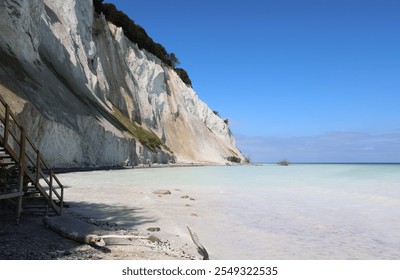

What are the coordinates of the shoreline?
(51, 162, 231, 175)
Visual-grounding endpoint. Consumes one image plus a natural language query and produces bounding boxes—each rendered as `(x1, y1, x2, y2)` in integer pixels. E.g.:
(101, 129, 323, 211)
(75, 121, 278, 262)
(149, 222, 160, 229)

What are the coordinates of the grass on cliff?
(111, 104, 166, 152)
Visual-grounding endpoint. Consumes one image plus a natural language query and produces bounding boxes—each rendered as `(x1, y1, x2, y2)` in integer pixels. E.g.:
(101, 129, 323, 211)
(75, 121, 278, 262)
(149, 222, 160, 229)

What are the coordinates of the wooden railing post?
(49, 169, 53, 202)
(60, 185, 64, 214)
(35, 150, 40, 189)
(16, 127, 26, 223)
(4, 104, 10, 146)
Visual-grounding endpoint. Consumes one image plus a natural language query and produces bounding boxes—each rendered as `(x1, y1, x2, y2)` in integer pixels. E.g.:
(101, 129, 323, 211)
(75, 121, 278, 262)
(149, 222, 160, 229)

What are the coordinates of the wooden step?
(0, 154, 12, 160)
(22, 197, 58, 216)
(4, 182, 18, 188)
(0, 162, 16, 167)
(0, 189, 18, 194)
(22, 207, 57, 216)
(0, 191, 24, 200)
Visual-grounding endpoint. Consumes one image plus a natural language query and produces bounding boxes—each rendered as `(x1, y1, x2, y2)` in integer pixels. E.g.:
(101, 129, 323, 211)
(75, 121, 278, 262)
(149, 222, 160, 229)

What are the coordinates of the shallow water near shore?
(59, 164, 400, 259)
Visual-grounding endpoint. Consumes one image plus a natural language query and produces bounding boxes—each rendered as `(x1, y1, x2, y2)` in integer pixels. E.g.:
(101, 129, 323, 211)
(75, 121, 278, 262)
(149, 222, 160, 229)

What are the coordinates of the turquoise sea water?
(62, 164, 400, 259)
(147, 164, 400, 259)
(210, 163, 400, 259)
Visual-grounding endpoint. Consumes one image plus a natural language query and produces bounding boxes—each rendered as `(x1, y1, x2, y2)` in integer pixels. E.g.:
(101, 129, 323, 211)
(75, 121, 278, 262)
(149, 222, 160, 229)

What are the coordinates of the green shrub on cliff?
(174, 68, 192, 87)
(93, 0, 192, 87)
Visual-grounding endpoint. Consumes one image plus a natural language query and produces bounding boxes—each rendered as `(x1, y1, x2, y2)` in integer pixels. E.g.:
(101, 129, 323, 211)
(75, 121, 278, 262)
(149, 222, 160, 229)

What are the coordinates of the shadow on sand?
(0, 200, 157, 260)
(65, 200, 157, 228)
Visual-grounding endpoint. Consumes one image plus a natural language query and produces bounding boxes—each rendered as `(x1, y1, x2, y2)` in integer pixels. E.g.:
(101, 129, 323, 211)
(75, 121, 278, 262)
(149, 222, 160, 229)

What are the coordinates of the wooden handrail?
(0, 94, 64, 215)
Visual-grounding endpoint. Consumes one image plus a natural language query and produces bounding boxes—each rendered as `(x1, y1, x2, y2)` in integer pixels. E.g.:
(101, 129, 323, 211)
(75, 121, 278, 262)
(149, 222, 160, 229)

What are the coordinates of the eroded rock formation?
(0, 0, 244, 167)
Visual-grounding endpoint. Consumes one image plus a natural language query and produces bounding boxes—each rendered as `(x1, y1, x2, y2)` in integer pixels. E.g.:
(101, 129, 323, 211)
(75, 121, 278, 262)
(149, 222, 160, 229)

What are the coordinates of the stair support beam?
(16, 128, 26, 222)
(49, 169, 53, 202)
(4, 104, 9, 147)
(35, 150, 40, 188)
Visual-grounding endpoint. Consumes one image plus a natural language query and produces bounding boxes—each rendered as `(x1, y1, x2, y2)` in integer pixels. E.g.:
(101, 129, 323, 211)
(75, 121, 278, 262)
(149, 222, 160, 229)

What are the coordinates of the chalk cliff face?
(0, 0, 244, 167)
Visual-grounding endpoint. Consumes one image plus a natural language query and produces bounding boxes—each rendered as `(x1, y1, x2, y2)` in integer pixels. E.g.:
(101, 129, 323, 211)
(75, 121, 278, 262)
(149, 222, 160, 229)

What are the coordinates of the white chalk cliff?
(0, 0, 244, 167)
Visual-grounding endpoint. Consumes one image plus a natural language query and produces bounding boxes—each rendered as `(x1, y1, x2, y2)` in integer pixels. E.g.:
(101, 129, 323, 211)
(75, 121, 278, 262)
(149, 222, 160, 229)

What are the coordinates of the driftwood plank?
(43, 216, 106, 246)
(43, 216, 149, 247)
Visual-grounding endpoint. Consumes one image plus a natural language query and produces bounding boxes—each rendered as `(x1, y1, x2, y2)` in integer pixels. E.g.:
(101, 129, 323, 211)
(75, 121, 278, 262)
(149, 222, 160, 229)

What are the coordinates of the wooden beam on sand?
(43, 216, 149, 247)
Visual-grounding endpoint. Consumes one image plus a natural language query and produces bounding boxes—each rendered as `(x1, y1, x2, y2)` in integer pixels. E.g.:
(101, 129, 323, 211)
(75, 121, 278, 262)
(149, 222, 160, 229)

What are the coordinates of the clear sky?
(106, 0, 400, 163)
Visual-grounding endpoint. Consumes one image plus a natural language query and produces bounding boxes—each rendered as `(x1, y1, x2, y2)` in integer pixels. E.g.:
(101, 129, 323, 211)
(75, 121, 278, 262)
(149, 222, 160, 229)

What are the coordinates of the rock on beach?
(152, 189, 171, 195)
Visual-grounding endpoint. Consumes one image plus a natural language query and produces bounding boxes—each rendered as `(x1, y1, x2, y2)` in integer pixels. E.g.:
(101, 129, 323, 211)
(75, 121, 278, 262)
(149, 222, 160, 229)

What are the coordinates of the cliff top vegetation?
(93, 0, 192, 87)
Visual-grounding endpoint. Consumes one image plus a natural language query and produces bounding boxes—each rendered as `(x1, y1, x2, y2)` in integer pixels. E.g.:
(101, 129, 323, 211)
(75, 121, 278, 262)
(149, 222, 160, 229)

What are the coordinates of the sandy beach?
(0, 167, 212, 260)
(0, 210, 201, 260)
(0, 213, 194, 260)
(2, 164, 400, 260)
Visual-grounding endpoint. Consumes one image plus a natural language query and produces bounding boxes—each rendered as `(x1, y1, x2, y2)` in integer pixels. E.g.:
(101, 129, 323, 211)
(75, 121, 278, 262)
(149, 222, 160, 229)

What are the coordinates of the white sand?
(58, 167, 224, 259)
(57, 164, 400, 260)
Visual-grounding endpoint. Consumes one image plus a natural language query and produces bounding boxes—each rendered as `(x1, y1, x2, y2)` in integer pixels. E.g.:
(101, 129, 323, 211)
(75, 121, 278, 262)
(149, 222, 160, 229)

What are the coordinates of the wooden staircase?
(0, 95, 63, 220)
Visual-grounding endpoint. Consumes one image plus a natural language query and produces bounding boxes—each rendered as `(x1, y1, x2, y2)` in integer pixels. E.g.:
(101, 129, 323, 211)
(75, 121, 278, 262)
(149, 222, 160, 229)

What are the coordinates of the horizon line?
(255, 162, 400, 164)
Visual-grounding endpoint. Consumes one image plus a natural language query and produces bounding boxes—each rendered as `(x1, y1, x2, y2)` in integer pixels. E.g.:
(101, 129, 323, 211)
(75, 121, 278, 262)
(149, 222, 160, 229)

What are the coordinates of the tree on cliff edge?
(92, 0, 192, 87)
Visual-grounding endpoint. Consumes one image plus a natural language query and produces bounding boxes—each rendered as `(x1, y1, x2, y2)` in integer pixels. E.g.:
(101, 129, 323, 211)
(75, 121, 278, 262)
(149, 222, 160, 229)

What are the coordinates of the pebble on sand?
(147, 235, 161, 243)
(147, 227, 161, 232)
(153, 189, 171, 195)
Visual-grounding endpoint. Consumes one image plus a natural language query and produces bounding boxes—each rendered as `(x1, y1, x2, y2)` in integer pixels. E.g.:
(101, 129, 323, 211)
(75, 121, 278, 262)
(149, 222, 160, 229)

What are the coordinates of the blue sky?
(107, 0, 400, 162)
